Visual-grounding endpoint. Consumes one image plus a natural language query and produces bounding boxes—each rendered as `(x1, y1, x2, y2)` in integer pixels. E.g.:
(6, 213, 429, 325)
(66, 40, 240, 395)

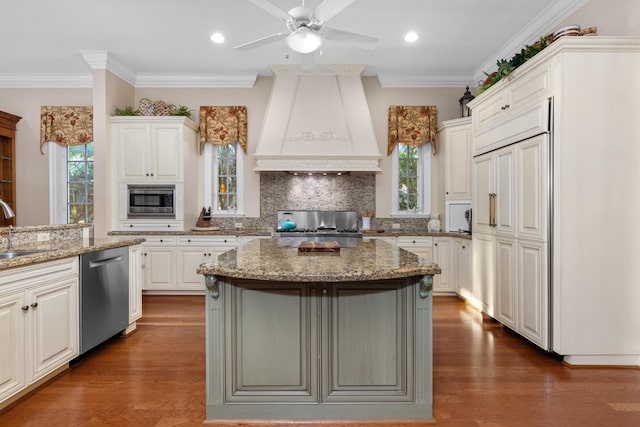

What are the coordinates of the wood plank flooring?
(1, 295, 639, 426)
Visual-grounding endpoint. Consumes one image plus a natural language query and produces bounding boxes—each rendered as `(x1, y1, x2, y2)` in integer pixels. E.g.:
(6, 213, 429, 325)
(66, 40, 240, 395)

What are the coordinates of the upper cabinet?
(439, 117, 472, 201)
(470, 59, 551, 155)
(112, 116, 198, 183)
(0, 111, 21, 226)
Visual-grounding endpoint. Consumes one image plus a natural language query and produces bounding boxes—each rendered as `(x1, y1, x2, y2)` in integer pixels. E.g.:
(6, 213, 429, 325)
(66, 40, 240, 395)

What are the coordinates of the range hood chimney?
(253, 64, 382, 173)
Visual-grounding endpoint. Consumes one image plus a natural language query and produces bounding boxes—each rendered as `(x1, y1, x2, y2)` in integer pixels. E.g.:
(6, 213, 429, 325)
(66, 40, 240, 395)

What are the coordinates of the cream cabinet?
(111, 116, 199, 232)
(432, 237, 454, 293)
(396, 236, 433, 263)
(141, 236, 176, 291)
(454, 238, 472, 298)
(113, 118, 196, 182)
(0, 258, 78, 406)
(128, 245, 143, 328)
(472, 62, 551, 155)
(176, 236, 236, 291)
(439, 117, 472, 201)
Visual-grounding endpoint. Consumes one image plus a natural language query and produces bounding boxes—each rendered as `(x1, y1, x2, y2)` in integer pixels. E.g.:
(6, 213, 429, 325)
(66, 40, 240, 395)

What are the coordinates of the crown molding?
(134, 73, 257, 88)
(473, 0, 589, 84)
(81, 51, 137, 86)
(376, 73, 475, 88)
(0, 73, 93, 88)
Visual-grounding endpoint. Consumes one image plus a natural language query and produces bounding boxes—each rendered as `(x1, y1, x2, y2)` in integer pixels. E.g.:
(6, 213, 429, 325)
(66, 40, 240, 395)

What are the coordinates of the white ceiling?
(0, 0, 586, 88)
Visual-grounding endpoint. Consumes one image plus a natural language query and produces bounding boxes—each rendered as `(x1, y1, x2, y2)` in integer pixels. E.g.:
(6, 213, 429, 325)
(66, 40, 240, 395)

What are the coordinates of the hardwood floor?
(1, 295, 639, 426)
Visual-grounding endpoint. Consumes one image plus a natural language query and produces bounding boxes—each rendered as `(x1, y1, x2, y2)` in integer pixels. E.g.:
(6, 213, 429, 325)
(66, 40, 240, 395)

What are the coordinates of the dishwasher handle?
(89, 255, 124, 268)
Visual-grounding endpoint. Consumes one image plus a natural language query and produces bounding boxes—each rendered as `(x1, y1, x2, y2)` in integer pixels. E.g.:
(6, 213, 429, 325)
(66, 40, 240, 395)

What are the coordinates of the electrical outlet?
(392, 223, 401, 229)
(234, 222, 243, 229)
(37, 232, 50, 242)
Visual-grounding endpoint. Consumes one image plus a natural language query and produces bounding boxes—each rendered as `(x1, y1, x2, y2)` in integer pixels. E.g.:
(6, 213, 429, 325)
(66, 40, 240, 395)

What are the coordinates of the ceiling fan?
(234, 0, 378, 56)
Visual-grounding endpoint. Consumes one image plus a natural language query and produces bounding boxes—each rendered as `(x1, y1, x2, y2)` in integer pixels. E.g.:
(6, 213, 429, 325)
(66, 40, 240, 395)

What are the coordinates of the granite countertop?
(109, 228, 473, 240)
(197, 238, 441, 283)
(0, 237, 145, 271)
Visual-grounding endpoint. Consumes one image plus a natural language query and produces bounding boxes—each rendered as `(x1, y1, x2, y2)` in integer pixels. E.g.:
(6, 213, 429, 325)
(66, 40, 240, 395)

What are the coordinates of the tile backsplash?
(211, 173, 429, 232)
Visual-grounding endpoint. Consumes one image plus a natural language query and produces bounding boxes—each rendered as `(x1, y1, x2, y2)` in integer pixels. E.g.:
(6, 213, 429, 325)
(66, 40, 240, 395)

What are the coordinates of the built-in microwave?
(127, 184, 176, 219)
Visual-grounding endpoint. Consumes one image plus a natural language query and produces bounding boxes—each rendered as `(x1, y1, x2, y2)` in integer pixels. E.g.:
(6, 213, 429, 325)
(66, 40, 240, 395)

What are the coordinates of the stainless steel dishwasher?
(79, 246, 129, 355)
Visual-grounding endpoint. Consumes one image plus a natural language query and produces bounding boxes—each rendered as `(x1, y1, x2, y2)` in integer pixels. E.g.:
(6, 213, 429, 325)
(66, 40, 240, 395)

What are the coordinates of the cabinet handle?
(21, 305, 29, 312)
(489, 193, 497, 227)
(500, 104, 510, 110)
(30, 302, 38, 308)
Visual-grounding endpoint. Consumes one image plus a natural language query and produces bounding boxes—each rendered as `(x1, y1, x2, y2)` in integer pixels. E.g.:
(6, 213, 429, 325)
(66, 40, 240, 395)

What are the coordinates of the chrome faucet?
(0, 198, 14, 220)
(0, 199, 15, 252)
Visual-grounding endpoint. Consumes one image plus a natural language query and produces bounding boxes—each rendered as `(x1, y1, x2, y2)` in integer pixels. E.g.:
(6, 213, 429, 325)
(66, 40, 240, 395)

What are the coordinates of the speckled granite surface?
(0, 237, 145, 271)
(197, 238, 441, 282)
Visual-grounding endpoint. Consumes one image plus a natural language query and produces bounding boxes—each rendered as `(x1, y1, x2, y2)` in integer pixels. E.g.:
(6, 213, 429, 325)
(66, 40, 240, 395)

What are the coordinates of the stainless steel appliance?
(127, 184, 175, 219)
(272, 210, 362, 239)
(79, 246, 129, 355)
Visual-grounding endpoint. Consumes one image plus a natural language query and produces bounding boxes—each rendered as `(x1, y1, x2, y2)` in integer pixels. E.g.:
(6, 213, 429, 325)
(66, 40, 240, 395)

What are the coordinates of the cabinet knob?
(188, 239, 191, 242)
(435, 243, 438, 246)
(322, 288, 328, 295)
(412, 240, 416, 244)
(129, 224, 133, 228)
(462, 245, 466, 249)
(30, 302, 38, 308)
(208, 253, 212, 256)
(146, 173, 150, 177)
(160, 239, 163, 242)
(501, 104, 510, 110)
(150, 173, 154, 177)
(21, 305, 29, 312)
(224, 239, 227, 243)
(167, 224, 171, 228)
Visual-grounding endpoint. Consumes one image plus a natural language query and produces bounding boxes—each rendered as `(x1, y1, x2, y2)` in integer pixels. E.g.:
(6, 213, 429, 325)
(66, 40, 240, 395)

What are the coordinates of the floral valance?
(40, 106, 93, 154)
(387, 105, 438, 155)
(199, 106, 247, 154)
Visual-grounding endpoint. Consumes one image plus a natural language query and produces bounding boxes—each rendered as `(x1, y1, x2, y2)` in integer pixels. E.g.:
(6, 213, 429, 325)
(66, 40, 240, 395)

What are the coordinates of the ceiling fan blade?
(300, 52, 316, 70)
(247, 0, 291, 21)
(313, 0, 356, 22)
(234, 33, 288, 51)
(322, 27, 378, 50)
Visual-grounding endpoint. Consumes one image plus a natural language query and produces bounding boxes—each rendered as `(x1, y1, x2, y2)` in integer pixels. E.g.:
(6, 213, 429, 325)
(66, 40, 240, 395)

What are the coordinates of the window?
(204, 143, 243, 215)
(49, 143, 94, 224)
(391, 143, 431, 216)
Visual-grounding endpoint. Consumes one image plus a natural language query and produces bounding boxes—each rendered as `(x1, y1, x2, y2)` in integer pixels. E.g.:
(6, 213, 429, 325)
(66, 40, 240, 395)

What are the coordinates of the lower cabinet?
(454, 238, 472, 298)
(207, 277, 433, 419)
(0, 258, 79, 405)
(396, 236, 433, 263)
(432, 237, 454, 292)
(176, 236, 237, 291)
(128, 245, 143, 326)
(136, 235, 237, 292)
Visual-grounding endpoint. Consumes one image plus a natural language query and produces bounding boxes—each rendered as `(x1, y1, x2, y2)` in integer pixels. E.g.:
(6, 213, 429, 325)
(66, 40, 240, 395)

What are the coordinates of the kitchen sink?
(0, 250, 43, 259)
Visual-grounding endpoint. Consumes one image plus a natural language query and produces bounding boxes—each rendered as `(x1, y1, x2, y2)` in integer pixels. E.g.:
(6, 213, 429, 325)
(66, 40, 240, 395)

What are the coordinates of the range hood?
(253, 65, 382, 173)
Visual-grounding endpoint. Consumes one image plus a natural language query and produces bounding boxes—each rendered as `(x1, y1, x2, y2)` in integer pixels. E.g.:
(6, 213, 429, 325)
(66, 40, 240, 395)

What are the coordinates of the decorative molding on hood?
(253, 65, 382, 173)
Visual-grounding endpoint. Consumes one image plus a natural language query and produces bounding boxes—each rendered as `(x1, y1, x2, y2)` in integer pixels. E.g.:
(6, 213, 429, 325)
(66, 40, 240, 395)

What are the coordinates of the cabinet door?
(224, 280, 318, 403)
(143, 246, 175, 290)
(322, 281, 413, 403)
(472, 153, 494, 234)
(27, 277, 78, 382)
(472, 233, 495, 315)
(517, 240, 548, 349)
(117, 123, 150, 180)
(433, 238, 454, 292)
(445, 123, 472, 200)
(0, 291, 26, 402)
(176, 246, 209, 291)
(150, 124, 182, 181)
(495, 237, 516, 329)
(495, 145, 516, 236)
(129, 245, 143, 322)
(517, 134, 548, 241)
(455, 239, 471, 295)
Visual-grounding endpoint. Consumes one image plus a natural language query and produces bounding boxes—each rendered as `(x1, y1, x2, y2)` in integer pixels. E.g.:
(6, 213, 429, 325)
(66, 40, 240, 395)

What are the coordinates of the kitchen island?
(197, 237, 440, 421)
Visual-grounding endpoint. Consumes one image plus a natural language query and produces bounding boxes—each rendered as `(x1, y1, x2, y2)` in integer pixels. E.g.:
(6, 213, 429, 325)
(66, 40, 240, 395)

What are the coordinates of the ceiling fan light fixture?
(286, 27, 322, 53)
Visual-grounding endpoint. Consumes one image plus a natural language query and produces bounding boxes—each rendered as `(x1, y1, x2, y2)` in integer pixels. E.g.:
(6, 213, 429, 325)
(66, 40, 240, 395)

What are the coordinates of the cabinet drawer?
(142, 236, 177, 245)
(119, 221, 183, 232)
(397, 236, 433, 248)
(177, 236, 236, 246)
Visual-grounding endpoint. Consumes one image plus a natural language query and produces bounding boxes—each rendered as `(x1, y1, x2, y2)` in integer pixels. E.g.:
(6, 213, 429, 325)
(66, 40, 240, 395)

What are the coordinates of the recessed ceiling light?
(404, 32, 419, 43)
(210, 33, 225, 44)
